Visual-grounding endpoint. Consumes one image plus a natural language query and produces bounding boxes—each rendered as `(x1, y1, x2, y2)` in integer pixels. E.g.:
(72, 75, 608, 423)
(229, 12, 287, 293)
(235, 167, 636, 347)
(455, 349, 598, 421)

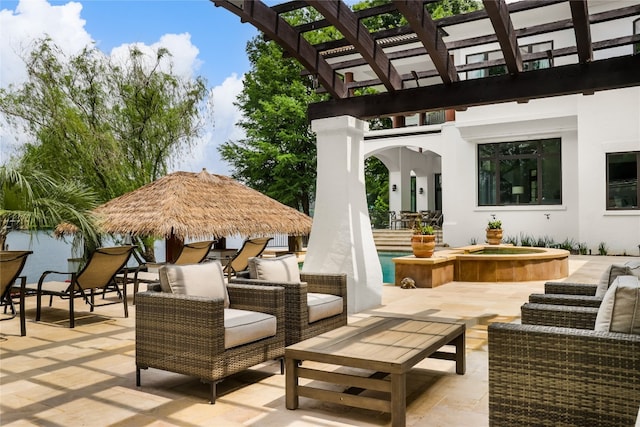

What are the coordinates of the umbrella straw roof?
(91, 169, 312, 240)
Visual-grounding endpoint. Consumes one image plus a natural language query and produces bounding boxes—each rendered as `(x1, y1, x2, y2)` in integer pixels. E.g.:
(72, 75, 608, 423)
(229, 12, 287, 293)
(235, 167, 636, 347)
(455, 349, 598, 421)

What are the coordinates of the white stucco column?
(304, 115, 383, 314)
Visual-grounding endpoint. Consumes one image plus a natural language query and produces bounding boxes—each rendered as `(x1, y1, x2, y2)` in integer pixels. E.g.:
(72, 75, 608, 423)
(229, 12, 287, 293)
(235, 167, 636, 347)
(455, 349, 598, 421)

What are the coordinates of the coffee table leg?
(454, 331, 466, 374)
(285, 357, 299, 409)
(390, 373, 406, 427)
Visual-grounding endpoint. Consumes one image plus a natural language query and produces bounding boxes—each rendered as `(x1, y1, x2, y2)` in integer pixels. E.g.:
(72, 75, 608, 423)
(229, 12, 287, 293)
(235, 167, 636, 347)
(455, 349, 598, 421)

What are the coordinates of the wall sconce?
(392, 184, 397, 192)
(419, 187, 424, 194)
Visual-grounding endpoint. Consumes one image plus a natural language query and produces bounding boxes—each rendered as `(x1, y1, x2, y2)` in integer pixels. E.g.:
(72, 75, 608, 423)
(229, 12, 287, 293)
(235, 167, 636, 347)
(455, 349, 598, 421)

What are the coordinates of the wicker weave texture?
(489, 322, 640, 426)
(521, 302, 598, 330)
(230, 272, 347, 345)
(529, 293, 603, 307)
(135, 284, 285, 383)
(544, 281, 598, 296)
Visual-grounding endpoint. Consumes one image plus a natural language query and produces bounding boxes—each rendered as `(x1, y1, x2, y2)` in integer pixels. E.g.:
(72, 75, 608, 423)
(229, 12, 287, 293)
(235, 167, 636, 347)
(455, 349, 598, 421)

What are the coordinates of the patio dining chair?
(129, 240, 216, 303)
(223, 237, 272, 277)
(26, 245, 136, 328)
(0, 250, 33, 336)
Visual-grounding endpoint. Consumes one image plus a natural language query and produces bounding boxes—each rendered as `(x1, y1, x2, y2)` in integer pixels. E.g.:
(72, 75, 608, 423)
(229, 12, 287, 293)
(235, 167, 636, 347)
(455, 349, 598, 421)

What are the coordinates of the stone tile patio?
(1, 255, 629, 426)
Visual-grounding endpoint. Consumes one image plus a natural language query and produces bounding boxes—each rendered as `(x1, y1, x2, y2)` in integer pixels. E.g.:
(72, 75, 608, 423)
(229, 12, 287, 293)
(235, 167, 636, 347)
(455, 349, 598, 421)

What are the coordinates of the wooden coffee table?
(285, 316, 465, 427)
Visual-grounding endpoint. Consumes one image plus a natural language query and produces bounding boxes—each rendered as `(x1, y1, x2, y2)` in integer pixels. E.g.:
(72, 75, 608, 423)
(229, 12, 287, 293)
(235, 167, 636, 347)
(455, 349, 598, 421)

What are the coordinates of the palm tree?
(0, 165, 101, 254)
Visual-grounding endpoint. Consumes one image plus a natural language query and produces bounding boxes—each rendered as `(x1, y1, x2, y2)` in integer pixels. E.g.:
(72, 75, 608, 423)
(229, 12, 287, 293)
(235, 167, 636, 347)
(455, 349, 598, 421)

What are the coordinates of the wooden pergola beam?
(570, 0, 593, 63)
(483, 0, 523, 75)
(211, 0, 348, 99)
(393, 0, 458, 84)
(308, 54, 640, 120)
(306, 0, 403, 93)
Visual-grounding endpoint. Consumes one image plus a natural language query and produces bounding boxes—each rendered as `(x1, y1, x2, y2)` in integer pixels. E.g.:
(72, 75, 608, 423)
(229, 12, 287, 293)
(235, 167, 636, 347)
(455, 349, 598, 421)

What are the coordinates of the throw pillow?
(596, 263, 635, 297)
(248, 254, 301, 282)
(159, 261, 229, 307)
(594, 275, 640, 334)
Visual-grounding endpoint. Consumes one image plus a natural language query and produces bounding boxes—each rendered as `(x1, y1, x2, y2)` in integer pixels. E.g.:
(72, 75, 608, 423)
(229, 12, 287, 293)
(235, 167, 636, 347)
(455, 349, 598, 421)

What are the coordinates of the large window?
(467, 41, 553, 79)
(607, 152, 639, 210)
(478, 139, 562, 206)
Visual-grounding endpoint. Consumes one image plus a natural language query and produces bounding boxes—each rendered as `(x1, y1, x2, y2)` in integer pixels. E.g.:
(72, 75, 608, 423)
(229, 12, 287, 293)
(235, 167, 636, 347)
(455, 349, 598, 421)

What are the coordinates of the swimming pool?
(378, 251, 411, 284)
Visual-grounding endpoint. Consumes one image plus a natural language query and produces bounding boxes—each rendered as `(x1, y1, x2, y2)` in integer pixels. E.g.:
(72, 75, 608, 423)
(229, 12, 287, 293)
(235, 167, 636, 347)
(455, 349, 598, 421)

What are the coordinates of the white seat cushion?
(248, 254, 301, 283)
(307, 292, 343, 323)
(595, 275, 640, 334)
(159, 261, 229, 308)
(224, 308, 277, 349)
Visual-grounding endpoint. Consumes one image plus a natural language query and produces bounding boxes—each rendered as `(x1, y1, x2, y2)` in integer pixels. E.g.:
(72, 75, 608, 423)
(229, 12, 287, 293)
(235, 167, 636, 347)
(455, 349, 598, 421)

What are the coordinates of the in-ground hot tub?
(392, 245, 569, 287)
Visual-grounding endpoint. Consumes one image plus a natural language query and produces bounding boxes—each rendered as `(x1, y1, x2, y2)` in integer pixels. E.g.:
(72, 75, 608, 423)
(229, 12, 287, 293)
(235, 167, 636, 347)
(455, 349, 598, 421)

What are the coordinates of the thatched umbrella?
(61, 169, 312, 261)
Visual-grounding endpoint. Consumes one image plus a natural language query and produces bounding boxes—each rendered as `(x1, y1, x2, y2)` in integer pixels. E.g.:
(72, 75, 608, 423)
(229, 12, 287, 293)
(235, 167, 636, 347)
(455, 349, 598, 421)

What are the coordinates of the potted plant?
(486, 217, 503, 245)
(411, 224, 436, 258)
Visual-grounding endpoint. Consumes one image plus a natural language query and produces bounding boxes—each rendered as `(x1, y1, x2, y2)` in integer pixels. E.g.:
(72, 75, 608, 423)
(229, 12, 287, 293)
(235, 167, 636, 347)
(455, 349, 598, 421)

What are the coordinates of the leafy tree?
(0, 38, 209, 260)
(219, 38, 322, 215)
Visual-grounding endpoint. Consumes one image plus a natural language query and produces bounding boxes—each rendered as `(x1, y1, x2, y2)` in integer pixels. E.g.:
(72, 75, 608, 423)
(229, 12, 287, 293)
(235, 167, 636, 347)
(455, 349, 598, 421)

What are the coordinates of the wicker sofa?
(135, 263, 285, 404)
(489, 276, 640, 426)
(230, 255, 347, 346)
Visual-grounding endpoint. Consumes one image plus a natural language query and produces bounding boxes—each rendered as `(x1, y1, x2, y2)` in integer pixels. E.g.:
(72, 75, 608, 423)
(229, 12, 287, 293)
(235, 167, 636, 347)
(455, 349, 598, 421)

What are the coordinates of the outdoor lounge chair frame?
(223, 237, 272, 277)
(29, 245, 136, 328)
(1, 250, 33, 336)
(135, 283, 285, 403)
(230, 272, 347, 346)
(489, 302, 640, 426)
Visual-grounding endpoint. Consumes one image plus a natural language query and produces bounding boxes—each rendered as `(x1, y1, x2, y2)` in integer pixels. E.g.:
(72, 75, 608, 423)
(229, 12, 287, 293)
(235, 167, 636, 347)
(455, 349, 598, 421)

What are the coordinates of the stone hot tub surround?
(392, 245, 569, 288)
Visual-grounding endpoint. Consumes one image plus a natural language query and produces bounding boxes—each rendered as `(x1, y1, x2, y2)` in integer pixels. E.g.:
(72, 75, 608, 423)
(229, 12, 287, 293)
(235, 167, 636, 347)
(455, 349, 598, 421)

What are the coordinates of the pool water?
(378, 251, 411, 284)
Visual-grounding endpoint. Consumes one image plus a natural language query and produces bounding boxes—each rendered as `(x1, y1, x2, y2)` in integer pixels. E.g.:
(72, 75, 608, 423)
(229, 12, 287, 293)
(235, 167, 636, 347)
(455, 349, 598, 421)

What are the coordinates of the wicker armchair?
(135, 283, 285, 403)
(230, 272, 347, 346)
(489, 302, 640, 426)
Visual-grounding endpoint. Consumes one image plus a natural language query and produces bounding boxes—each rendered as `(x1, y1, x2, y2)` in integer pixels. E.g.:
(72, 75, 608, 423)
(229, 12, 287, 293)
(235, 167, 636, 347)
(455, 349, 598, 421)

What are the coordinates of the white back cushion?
(248, 254, 301, 283)
(596, 263, 637, 297)
(159, 261, 229, 308)
(594, 275, 640, 334)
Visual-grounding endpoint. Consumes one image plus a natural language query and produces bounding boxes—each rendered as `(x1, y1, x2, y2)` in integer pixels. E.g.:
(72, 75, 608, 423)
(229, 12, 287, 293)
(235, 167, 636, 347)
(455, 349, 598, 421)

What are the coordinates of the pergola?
(213, 0, 640, 119)
(212, 0, 640, 313)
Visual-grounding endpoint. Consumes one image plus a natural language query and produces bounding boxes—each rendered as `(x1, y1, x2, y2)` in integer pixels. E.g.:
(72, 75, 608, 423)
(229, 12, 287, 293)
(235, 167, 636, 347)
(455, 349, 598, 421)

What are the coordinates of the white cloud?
(0, 0, 92, 87)
(175, 73, 246, 176)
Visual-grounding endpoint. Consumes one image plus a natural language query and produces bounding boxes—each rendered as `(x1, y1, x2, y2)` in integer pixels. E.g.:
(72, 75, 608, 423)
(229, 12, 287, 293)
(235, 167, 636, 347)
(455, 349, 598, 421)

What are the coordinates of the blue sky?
(0, 0, 263, 175)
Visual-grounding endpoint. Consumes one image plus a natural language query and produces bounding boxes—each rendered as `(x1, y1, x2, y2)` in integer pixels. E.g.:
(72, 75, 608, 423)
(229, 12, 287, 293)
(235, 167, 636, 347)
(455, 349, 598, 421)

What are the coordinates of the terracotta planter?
(486, 228, 503, 245)
(411, 234, 436, 258)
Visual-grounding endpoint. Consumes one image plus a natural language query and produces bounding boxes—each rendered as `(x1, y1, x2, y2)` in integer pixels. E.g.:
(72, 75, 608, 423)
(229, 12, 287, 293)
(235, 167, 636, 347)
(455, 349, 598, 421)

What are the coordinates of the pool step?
(373, 229, 444, 251)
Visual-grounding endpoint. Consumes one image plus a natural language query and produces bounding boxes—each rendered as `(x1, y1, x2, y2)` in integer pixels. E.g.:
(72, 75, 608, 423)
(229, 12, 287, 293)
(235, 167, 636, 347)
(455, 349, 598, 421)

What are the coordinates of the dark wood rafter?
(307, 54, 640, 120)
(306, 0, 403, 93)
(393, 0, 458, 84)
(570, 0, 592, 63)
(483, 0, 522, 75)
(211, 0, 348, 99)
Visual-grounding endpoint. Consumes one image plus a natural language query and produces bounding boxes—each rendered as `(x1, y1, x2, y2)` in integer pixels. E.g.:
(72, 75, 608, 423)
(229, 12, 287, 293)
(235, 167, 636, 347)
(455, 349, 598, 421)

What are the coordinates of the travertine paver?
(0, 255, 627, 426)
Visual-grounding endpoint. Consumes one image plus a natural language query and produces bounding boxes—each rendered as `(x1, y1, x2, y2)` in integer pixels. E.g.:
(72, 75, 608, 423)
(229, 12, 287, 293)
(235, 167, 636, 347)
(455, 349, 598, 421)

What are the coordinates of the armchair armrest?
(489, 322, 640, 426)
(521, 302, 598, 329)
(528, 293, 602, 307)
(227, 284, 285, 319)
(300, 272, 347, 297)
(544, 281, 598, 295)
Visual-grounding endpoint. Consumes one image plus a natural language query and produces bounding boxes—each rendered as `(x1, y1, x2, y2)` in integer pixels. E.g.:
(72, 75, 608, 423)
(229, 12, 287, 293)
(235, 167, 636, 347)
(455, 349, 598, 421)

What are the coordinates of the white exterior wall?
(369, 88, 640, 255)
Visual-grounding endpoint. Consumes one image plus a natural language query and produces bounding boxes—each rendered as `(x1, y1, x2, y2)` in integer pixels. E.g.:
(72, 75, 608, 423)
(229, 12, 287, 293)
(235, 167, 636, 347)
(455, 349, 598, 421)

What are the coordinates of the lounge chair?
(0, 250, 33, 336)
(136, 261, 285, 403)
(489, 275, 640, 426)
(223, 237, 272, 277)
(230, 254, 347, 346)
(129, 240, 216, 303)
(26, 245, 135, 328)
